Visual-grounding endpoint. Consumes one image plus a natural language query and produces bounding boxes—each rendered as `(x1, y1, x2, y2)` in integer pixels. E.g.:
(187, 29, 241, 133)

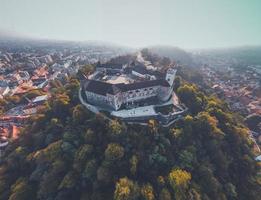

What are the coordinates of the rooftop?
(84, 78, 170, 96)
(32, 95, 48, 103)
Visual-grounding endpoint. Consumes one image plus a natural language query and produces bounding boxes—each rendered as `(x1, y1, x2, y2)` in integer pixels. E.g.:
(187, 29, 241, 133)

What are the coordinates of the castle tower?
(165, 68, 177, 87)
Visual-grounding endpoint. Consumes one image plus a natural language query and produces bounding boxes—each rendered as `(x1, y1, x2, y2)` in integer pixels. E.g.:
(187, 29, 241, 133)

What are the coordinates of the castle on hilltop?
(79, 55, 187, 126)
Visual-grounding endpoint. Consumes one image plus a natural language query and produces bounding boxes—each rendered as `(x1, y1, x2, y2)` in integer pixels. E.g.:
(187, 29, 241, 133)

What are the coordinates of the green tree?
(72, 104, 88, 124)
(177, 84, 204, 114)
(83, 129, 95, 143)
(79, 64, 95, 76)
(224, 183, 237, 199)
(130, 155, 138, 175)
(9, 178, 34, 200)
(82, 159, 97, 180)
(173, 76, 182, 91)
(97, 165, 111, 183)
(59, 170, 78, 189)
(179, 149, 195, 170)
(159, 188, 171, 200)
(73, 144, 93, 171)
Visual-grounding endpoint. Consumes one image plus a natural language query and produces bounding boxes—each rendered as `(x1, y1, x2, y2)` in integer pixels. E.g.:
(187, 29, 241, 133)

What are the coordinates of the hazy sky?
(1, 0, 261, 48)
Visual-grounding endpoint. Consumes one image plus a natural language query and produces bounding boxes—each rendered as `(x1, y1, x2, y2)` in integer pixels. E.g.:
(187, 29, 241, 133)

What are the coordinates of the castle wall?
(158, 86, 172, 102)
(85, 84, 172, 111)
(121, 86, 159, 104)
(85, 91, 115, 110)
(165, 68, 177, 87)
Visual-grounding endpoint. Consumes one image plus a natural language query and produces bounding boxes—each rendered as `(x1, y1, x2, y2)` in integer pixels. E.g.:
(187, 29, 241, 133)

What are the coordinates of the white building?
(84, 68, 176, 110)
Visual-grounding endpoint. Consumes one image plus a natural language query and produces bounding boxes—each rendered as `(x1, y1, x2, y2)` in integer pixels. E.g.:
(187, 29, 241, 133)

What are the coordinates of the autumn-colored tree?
(105, 143, 125, 161)
(168, 169, 191, 200)
(157, 176, 165, 187)
(148, 119, 158, 134)
(141, 183, 155, 200)
(114, 177, 140, 200)
(109, 120, 125, 135)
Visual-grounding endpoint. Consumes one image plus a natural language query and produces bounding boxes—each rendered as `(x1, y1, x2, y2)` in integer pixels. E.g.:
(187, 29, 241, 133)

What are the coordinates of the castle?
(83, 67, 176, 111)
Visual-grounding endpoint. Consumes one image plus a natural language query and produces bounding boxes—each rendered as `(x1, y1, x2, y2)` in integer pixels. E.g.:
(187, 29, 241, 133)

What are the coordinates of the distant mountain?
(147, 45, 194, 66)
(0, 30, 31, 42)
(193, 46, 261, 66)
(0, 33, 134, 56)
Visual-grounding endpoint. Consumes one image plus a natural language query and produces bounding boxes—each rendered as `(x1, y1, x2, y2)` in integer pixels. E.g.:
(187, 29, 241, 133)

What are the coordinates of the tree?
(97, 165, 111, 183)
(159, 188, 171, 200)
(168, 169, 191, 200)
(0, 58, 260, 200)
(83, 129, 95, 143)
(49, 93, 70, 118)
(173, 76, 182, 91)
(83, 159, 97, 180)
(73, 144, 93, 171)
(224, 183, 237, 198)
(177, 84, 204, 114)
(129, 155, 138, 176)
(197, 165, 222, 199)
(148, 119, 158, 134)
(114, 177, 140, 200)
(105, 143, 125, 161)
(245, 114, 261, 132)
(157, 176, 165, 187)
(141, 184, 155, 200)
(79, 64, 95, 76)
(37, 159, 67, 199)
(109, 120, 125, 135)
(72, 104, 88, 124)
(59, 170, 78, 189)
(188, 188, 201, 200)
(75, 144, 93, 160)
(179, 149, 195, 170)
(9, 178, 34, 200)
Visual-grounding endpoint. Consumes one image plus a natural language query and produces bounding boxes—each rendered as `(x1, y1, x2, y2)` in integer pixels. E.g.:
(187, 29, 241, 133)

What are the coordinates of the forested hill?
(0, 70, 260, 200)
(147, 46, 194, 66)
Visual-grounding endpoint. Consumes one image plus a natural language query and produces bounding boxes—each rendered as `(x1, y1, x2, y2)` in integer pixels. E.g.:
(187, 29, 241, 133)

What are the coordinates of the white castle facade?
(83, 68, 176, 111)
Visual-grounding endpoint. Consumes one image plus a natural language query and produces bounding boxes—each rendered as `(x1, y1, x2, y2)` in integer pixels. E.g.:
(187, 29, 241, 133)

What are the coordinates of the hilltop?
(0, 53, 260, 200)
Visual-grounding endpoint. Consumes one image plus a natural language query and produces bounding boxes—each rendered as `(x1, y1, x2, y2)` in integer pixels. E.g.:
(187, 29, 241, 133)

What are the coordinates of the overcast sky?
(1, 0, 261, 49)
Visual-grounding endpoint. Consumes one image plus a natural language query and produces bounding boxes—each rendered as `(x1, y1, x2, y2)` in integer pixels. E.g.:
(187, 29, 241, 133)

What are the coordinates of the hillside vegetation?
(0, 67, 260, 200)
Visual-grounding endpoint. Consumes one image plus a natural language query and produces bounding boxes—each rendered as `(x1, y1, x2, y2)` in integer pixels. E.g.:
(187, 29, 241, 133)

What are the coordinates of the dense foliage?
(0, 74, 260, 200)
